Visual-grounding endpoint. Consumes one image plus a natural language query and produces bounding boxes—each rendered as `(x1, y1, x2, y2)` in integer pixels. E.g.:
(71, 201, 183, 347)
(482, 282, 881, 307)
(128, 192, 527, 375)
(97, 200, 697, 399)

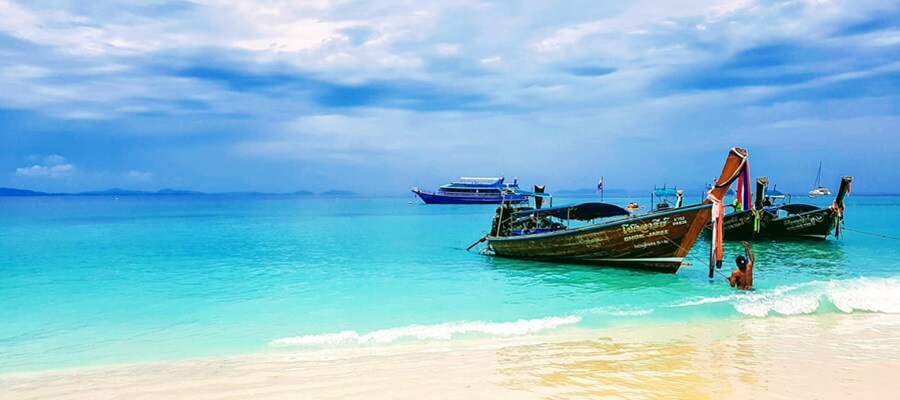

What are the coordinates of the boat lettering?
(621, 217, 671, 235)
(633, 239, 666, 249)
(724, 213, 753, 229)
(672, 216, 688, 226)
(782, 214, 825, 231)
(624, 229, 669, 242)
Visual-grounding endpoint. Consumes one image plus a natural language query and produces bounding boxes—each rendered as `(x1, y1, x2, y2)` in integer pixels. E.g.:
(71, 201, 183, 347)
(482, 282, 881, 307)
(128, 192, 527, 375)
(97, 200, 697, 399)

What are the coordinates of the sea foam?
(270, 315, 581, 346)
(669, 278, 900, 317)
(673, 277, 900, 318)
(734, 277, 900, 317)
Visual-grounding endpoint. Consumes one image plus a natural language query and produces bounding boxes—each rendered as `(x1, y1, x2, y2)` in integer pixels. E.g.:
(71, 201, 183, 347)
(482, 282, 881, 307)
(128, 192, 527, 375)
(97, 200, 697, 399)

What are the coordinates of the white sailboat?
(808, 162, 831, 198)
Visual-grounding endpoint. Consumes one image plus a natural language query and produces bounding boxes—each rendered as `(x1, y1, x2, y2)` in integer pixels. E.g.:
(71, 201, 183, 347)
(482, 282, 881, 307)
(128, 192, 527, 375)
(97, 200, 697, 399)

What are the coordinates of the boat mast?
(815, 162, 822, 188)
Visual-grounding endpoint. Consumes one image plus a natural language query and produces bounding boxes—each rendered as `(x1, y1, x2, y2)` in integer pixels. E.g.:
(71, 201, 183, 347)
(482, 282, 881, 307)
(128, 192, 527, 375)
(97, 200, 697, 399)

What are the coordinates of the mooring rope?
(842, 227, 900, 241)
(659, 234, 731, 281)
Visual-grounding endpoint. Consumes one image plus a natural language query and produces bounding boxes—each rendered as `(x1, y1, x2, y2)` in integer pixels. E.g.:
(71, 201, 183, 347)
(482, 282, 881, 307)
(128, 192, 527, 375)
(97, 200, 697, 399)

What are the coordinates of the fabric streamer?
(707, 193, 724, 278)
(734, 159, 752, 211)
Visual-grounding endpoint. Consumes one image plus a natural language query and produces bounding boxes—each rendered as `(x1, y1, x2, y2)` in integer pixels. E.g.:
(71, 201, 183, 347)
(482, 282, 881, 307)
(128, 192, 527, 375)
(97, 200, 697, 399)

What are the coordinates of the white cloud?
(127, 170, 154, 181)
(435, 43, 460, 56)
(480, 56, 502, 65)
(231, 19, 356, 53)
(14, 155, 77, 178)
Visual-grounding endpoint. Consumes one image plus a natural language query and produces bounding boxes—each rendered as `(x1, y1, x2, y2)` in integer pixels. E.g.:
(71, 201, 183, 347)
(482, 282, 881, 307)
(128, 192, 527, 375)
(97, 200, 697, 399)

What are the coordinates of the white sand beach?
(2, 313, 898, 399)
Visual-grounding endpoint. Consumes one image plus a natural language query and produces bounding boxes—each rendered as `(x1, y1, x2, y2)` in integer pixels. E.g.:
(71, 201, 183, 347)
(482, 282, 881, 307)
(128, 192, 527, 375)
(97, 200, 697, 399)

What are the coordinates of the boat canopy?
(780, 204, 819, 214)
(654, 188, 679, 197)
(765, 189, 786, 197)
(456, 177, 503, 185)
(511, 202, 630, 221)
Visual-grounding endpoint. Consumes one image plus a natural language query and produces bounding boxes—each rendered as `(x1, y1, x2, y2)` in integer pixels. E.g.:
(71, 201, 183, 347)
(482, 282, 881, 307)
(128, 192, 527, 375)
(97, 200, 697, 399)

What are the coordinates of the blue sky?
(1, 0, 899, 194)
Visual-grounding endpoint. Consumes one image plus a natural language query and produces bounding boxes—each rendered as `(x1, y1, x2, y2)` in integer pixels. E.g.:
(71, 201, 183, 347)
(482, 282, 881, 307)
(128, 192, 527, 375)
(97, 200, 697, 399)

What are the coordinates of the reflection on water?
(497, 339, 717, 399)
(491, 314, 899, 399)
(484, 256, 677, 290)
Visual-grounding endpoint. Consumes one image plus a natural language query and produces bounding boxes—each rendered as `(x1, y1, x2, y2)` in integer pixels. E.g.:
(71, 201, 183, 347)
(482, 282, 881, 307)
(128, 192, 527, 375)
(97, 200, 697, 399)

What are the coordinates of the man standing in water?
(728, 241, 755, 290)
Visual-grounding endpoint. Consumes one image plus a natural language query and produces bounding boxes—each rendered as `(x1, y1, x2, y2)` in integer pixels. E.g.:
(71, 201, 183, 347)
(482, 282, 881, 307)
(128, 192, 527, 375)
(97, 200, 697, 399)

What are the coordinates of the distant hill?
(76, 188, 154, 196)
(0, 187, 323, 197)
(0, 188, 50, 196)
(156, 188, 205, 195)
(320, 190, 358, 196)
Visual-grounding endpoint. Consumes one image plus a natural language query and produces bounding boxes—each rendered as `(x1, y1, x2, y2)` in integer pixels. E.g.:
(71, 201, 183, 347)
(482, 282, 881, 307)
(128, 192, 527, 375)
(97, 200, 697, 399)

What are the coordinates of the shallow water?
(0, 194, 898, 372)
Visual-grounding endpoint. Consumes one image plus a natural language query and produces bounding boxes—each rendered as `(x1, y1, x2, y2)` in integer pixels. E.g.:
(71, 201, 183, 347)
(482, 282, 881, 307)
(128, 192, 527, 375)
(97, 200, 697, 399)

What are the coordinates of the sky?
(1, 0, 899, 195)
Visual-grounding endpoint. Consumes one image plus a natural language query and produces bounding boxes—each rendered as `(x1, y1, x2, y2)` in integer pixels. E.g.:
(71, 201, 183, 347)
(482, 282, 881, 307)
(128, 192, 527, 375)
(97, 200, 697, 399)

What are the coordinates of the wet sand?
(2, 313, 898, 399)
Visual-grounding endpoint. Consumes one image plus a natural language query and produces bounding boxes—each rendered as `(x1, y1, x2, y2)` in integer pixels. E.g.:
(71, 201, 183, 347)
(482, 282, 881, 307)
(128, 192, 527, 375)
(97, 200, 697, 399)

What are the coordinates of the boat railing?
(433, 190, 520, 198)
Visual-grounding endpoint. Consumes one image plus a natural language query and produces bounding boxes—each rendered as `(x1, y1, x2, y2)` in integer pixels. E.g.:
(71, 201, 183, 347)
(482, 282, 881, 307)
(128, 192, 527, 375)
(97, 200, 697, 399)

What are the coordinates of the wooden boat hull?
(763, 207, 838, 240)
(713, 207, 838, 241)
(486, 204, 712, 273)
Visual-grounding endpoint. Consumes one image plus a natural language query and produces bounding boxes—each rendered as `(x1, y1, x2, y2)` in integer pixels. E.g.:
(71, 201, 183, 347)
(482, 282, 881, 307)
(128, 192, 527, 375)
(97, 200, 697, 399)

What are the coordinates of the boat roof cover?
(457, 177, 502, 184)
(765, 189, 786, 197)
(511, 202, 630, 220)
(654, 187, 679, 196)
(780, 203, 819, 214)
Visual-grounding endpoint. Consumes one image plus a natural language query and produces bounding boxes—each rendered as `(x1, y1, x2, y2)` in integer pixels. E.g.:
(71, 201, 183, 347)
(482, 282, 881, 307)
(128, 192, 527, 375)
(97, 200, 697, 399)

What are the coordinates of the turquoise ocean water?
(1, 194, 898, 373)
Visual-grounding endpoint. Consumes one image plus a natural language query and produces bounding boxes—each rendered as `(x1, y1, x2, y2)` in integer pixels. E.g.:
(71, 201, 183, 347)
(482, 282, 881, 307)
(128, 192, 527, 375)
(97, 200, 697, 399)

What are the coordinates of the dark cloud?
(170, 62, 491, 111)
(832, 9, 900, 37)
(567, 66, 616, 77)
(659, 43, 826, 92)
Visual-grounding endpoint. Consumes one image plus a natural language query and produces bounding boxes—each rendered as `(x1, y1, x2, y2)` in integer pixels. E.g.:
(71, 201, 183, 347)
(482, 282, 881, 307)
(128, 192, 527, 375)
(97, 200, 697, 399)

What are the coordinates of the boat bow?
(702, 147, 750, 278)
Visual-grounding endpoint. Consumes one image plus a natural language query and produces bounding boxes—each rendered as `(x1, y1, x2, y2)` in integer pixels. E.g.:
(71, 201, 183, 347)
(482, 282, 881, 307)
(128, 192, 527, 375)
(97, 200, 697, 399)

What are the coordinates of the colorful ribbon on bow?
(707, 193, 725, 278)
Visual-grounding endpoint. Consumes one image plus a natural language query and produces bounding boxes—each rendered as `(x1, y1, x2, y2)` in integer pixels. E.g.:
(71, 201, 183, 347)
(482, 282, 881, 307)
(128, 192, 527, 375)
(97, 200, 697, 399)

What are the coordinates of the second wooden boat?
(716, 176, 852, 241)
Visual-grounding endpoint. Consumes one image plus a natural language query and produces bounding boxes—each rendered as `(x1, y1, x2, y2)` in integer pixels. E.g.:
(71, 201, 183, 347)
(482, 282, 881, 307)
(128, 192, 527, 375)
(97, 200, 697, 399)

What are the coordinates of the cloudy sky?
(1, 0, 898, 194)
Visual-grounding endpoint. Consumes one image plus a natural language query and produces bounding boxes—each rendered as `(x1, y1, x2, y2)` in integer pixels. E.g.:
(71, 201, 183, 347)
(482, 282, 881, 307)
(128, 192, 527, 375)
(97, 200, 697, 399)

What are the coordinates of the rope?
(713, 268, 731, 280)
(842, 227, 900, 241)
(659, 234, 730, 282)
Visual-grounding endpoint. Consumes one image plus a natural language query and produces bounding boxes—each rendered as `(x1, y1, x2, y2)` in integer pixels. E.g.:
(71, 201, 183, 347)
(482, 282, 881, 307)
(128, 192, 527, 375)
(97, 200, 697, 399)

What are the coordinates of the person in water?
(728, 241, 754, 290)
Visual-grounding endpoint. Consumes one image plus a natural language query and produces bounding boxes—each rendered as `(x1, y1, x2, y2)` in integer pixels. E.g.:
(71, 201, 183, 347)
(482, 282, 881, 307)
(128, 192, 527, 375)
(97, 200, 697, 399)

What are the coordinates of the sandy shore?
(3, 313, 898, 399)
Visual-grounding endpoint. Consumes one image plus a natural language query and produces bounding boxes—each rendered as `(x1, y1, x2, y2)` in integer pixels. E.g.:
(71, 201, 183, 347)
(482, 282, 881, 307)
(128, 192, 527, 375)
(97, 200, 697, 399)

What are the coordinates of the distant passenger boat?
(808, 162, 831, 198)
(412, 177, 527, 204)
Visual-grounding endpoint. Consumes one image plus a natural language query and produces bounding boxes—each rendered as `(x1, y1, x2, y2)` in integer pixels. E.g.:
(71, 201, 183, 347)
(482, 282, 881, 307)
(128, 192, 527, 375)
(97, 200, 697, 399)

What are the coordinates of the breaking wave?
(270, 315, 581, 346)
(580, 306, 654, 317)
(673, 277, 900, 318)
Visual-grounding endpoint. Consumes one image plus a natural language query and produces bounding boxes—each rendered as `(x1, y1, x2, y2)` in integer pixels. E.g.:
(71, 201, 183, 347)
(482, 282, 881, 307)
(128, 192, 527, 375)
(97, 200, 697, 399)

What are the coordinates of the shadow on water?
(482, 256, 676, 291)
(479, 239, 853, 296)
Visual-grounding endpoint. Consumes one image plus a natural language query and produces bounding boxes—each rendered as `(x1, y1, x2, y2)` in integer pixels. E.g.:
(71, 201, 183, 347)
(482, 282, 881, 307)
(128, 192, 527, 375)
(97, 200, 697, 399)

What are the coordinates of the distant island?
(0, 187, 355, 197)
(0, 188, 50, 197)
(320, 190, 357, 197)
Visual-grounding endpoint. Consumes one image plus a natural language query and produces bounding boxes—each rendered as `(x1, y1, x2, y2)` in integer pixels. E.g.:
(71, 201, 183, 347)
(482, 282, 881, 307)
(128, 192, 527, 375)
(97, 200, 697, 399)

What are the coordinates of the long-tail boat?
(479, 147, 749, 274)
(759, 176, 852, 240)
(716, 176, 852, 240)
